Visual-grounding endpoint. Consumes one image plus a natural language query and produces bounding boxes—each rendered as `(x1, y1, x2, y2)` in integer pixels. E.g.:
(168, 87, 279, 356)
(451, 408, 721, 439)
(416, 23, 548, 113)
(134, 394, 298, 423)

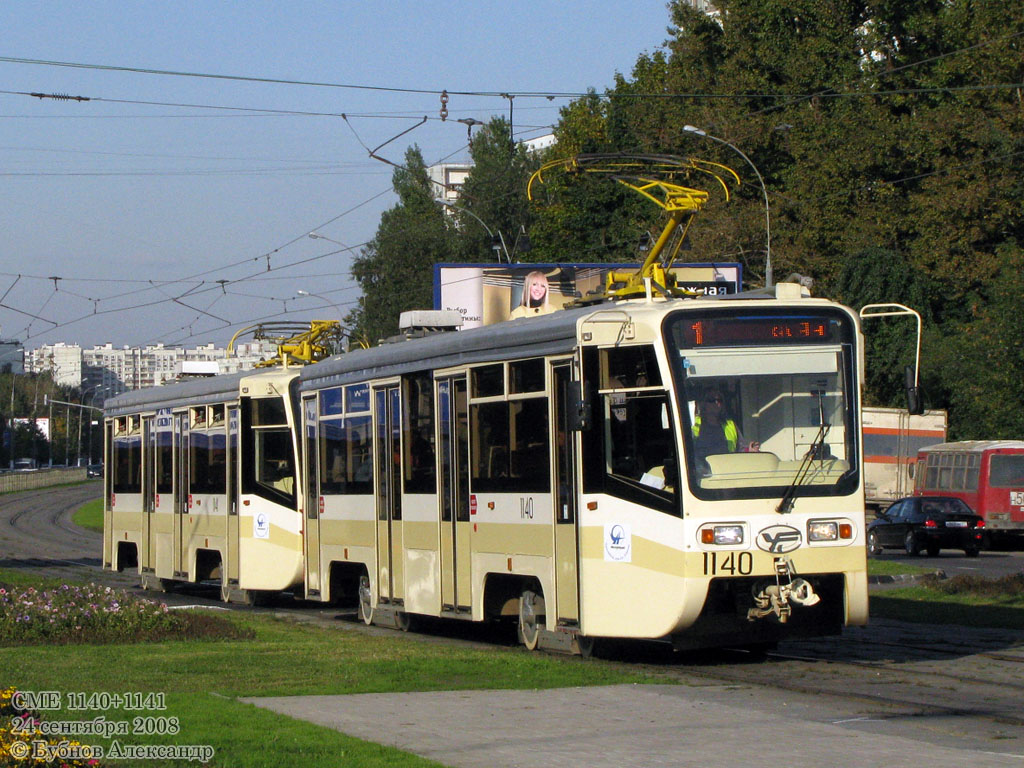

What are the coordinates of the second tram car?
(104, 283, 869, 651)
(103, 367, 304, 602)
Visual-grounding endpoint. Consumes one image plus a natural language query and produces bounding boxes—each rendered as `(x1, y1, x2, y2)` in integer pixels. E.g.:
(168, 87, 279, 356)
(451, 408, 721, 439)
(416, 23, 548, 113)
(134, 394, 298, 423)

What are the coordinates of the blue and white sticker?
(604, 523, 632, 562)
(254, 512, 270, 540)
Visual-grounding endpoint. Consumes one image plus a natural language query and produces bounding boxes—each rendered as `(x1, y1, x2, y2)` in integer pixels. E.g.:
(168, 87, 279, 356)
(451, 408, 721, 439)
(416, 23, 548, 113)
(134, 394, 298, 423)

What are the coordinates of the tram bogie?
(104, 286, 869, 652)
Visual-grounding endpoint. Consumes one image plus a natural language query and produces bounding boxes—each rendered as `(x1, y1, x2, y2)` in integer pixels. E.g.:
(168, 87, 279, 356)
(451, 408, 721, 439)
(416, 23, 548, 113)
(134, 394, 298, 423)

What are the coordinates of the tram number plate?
(703, 551, 753, 576)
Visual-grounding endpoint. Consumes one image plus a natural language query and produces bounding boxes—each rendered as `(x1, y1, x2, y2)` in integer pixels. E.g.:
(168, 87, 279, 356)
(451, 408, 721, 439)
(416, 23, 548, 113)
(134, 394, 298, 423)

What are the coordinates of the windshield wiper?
(776, 421, 831, 514)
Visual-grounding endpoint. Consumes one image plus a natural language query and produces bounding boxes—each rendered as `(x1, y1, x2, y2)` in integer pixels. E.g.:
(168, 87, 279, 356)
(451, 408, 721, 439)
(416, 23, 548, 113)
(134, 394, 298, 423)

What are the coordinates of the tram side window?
(242, 397, 296, 503)
(319, 415, 373, 495)
(470, 399, 550, 493)
(255, 428, 294, 496)
(581, 347, 679, 516)
(112, 428, 142, 494)
(155, 430, 173, 494)
(189, 431, 226, 495)
(403, 373, 436, 494)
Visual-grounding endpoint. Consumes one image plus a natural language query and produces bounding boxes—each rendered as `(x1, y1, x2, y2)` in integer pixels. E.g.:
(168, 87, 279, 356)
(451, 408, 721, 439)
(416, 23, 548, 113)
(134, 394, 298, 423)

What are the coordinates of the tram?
(102, 367, 304, 602)
(296, 286, 866, 651)
(103, 154, 869, 651)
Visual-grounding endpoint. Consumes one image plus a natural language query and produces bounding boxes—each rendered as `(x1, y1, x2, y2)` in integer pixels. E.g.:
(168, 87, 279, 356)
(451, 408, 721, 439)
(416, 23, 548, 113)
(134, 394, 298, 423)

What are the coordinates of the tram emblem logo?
(756, 525, 802, 554)
(604, 523, 632, 563)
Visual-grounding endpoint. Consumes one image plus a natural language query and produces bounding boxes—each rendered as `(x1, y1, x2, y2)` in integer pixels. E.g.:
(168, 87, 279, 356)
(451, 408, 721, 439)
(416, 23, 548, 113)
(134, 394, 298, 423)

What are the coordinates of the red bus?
(913, 441, 1024, 539)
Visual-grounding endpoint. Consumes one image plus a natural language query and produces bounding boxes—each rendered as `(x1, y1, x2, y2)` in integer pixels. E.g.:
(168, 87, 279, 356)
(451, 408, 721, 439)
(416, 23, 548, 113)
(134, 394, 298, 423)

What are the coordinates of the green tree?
(346, 147, 457, 343)
(928, 244, 1024, 438)
(453, 119, 539, 263)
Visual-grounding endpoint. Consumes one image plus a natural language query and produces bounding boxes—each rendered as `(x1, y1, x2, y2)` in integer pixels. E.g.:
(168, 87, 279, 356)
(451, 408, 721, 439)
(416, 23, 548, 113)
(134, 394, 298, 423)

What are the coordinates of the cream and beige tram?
(102, 368, 304, 603)
(299, 284, 868, 651)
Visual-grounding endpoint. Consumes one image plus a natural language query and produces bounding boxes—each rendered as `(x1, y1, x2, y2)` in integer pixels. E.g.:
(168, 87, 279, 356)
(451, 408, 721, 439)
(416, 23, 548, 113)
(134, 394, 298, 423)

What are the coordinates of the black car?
(86, 463, 103, 478)
(868, 496, 985, 557)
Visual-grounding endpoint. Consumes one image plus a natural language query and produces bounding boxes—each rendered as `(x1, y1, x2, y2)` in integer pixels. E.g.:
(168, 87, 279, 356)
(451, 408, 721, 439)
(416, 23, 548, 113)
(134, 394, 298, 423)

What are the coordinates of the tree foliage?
(350, 0, 1023, 438)
(346, 146, 457, 343)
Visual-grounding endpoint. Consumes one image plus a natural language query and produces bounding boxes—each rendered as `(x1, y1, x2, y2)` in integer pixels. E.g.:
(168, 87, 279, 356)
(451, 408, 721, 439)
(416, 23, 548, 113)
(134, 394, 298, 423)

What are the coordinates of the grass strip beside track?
(1, 570, 650, 768)
(871, 573, 1024, 629)
(866, 559, 937, 578)
(72, 497, 103, 532)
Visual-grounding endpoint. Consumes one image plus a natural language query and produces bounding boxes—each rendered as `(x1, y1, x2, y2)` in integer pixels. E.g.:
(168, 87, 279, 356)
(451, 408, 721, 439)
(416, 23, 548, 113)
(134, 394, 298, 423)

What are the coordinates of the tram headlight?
(807, 521, 838, 541)
(701, 524, 744, 545)
(807, 520, 854, 541)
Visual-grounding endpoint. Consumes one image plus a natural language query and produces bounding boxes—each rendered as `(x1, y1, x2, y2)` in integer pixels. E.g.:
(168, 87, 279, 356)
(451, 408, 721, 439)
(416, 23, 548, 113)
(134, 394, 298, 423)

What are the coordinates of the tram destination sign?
(678, 313, 847, 348)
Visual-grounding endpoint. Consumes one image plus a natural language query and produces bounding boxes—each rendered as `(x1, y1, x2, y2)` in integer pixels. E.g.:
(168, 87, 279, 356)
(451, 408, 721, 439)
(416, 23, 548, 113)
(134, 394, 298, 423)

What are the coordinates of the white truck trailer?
(862, 407, 947, 514)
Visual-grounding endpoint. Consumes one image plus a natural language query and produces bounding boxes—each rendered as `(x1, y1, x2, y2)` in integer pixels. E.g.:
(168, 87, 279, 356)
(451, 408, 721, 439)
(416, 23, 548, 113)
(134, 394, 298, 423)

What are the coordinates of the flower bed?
(0, 584, 179, 646)
(1, 686, 103, 767)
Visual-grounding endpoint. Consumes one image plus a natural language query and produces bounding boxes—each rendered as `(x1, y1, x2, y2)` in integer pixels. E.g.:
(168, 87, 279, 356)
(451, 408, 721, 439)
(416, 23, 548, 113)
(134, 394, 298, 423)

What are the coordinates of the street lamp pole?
(434, 200, 509, 262)
(683, 125, 773, 287)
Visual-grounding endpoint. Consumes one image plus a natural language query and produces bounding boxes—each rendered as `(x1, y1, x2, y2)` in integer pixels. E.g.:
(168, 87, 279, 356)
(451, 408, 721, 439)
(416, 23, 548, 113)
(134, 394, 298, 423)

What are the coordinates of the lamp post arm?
(684, 126, 772, 287)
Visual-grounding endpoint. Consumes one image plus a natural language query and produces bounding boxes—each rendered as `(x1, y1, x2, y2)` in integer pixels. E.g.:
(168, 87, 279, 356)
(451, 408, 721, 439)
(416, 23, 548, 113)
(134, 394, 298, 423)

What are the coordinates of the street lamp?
(434, 200, 509, 262)
(683, 125, 773, 287)
(308, 232, 349, 249)
(295, 289, 343, 320)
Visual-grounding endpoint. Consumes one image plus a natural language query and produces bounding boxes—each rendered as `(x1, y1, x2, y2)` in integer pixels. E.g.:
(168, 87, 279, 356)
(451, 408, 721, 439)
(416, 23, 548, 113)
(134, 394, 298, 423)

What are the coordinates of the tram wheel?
(395, 611, 416, 632)
(357, 575, 374, 625)
(517, 590, 544, 651)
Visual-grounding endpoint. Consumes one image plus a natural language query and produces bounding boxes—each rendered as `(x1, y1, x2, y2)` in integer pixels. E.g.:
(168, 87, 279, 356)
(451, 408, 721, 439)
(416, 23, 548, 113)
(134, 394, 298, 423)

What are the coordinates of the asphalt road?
(871, 548, 1024, 580)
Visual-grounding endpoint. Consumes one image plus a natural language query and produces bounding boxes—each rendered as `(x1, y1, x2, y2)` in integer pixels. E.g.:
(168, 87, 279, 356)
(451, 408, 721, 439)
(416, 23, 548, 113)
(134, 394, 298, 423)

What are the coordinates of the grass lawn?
(870, 573, 1024, 629)
(2, 569, 652, 767)
(72, 497, 104, 532)
(866, 558, 938, 579)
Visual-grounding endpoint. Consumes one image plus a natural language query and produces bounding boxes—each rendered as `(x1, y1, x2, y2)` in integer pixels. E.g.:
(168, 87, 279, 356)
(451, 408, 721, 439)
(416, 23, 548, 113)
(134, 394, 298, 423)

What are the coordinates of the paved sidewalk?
(245, 683, 1024, 768)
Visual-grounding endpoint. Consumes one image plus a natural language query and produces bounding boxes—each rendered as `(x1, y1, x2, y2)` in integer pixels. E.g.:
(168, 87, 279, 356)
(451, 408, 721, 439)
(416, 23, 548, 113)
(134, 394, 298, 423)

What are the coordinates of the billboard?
(434, 262, 742, 329)
(13, 417, 50, 440)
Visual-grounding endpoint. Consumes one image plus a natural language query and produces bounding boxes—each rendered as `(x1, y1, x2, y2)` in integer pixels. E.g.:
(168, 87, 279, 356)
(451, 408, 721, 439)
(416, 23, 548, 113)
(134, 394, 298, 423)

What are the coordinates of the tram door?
(438, 376, 471, 612)
(225, 407, 240, 590)
(173, 413, 188, 578)
(552, 362, 580, 625)
(301, 397, 322, 595)
(374, 385, 404, 605)
(141, 416, 155, 573)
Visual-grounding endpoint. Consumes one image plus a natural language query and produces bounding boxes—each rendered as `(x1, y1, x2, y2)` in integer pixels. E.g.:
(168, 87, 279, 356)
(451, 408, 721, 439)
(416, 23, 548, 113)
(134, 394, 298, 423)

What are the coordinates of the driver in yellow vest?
(693, 389, 759, 457)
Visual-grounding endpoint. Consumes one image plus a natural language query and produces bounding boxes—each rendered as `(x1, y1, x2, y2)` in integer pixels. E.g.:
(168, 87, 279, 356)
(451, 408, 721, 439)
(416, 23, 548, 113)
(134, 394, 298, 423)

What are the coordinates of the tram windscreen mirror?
(569, 380, 591, 432)
(905, 365, 923, 415)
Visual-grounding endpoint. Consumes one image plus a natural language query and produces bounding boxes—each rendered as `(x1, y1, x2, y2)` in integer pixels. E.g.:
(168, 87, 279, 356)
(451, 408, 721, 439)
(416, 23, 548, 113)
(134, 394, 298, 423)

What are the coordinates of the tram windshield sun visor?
(666, 309, 859, 502)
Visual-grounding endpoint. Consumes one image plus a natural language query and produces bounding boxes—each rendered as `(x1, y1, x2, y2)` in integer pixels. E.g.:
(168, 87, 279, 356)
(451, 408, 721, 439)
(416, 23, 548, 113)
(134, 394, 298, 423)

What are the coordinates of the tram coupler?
(747, 556, 821, 623)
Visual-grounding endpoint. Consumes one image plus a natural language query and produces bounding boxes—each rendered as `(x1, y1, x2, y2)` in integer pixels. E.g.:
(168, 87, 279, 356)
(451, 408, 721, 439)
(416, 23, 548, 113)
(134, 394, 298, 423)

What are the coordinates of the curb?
(868, 569, 946, 585)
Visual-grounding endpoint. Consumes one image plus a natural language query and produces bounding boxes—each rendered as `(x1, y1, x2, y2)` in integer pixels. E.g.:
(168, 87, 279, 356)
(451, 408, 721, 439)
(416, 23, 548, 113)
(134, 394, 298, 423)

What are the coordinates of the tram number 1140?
(703, 551, 753, 576)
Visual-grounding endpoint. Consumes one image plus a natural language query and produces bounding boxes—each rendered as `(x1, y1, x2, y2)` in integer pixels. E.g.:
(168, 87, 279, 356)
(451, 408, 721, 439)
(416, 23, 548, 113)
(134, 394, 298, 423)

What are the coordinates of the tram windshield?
(665, 308, 859, 502)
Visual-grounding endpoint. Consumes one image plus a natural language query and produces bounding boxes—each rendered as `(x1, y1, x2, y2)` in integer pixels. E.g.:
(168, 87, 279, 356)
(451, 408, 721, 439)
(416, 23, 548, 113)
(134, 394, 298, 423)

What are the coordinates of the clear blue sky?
(0, 1, 674, 349)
